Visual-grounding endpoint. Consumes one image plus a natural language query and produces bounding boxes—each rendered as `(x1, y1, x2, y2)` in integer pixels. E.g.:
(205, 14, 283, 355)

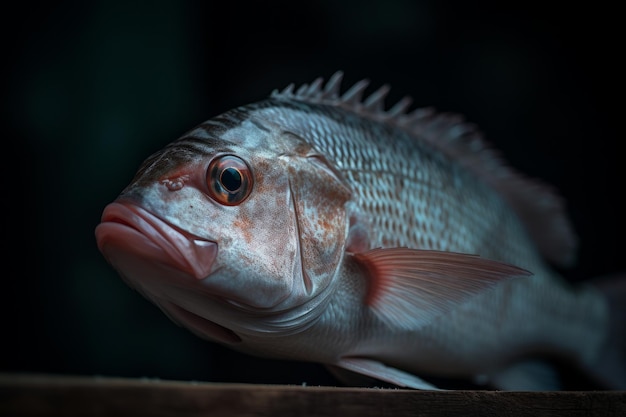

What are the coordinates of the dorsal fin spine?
(323, 71, 343, 98)
(363, 84, 390, 113)
(388, 96, 413, 117)
(341, 79, 370, 106)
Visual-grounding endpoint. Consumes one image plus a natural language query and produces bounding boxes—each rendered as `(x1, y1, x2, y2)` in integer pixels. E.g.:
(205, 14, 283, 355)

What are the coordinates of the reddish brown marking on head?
(232, 216, 254, 245)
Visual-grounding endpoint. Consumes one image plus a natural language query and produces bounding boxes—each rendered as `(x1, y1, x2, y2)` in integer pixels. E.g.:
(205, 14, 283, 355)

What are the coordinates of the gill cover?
(280, 131, 352, 299)
(158, 119, 352, 312)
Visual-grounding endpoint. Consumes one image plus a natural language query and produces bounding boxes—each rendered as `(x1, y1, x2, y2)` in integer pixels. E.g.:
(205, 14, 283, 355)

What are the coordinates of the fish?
(95, 71, 625, 390)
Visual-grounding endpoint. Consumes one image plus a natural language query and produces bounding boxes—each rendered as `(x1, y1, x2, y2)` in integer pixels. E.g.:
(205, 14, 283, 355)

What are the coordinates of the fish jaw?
(95, 201, 250, 345)
(95, 201, 218, 288)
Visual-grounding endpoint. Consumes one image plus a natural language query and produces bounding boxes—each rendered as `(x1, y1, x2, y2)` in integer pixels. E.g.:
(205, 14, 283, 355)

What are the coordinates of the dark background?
(3, 0, 623, 388)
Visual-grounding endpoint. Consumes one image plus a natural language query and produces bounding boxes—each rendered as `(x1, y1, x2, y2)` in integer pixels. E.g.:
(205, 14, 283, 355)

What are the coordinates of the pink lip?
(95, 201, 217, 280)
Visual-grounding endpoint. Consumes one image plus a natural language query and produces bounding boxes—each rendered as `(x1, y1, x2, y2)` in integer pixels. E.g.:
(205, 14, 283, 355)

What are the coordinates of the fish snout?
(95, 201, 218, 284)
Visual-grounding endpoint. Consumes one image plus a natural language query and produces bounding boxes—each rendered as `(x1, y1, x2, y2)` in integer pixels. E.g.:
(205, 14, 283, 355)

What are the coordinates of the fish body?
(95, 72, 624, 390)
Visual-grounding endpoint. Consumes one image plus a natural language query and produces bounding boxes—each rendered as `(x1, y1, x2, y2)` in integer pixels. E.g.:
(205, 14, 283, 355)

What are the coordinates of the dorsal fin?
(270, 71, 578, 267)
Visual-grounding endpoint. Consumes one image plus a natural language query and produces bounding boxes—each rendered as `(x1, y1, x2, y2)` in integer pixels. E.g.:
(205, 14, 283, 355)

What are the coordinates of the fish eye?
(207, 155, 253, 205)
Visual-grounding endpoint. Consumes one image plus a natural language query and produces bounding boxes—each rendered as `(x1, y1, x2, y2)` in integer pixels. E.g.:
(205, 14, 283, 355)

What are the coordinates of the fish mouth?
(95, 201, 218, 281)
(95, 202, 246, 345)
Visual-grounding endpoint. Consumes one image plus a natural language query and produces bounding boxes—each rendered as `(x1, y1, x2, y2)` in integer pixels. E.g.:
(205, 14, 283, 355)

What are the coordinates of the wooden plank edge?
(1, 373, 625, 417)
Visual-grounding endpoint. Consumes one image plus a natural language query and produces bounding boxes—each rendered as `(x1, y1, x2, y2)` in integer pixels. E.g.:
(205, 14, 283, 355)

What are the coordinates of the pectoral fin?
(332, 357, 441, 390)
(354, 248, 530, 328)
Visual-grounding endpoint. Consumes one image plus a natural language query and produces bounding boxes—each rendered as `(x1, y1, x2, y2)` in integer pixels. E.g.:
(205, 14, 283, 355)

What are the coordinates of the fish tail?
(586, 273, 626, 389)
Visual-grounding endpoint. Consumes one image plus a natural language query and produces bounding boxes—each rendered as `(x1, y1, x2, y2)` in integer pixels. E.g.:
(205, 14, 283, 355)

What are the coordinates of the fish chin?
(95, 201, 218, 290)
(157, 300, 242, 344)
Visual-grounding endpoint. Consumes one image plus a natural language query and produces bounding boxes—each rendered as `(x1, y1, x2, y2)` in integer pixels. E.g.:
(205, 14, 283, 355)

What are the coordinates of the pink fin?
(354, 248, 530, 328)
(334, 357, 440, 390)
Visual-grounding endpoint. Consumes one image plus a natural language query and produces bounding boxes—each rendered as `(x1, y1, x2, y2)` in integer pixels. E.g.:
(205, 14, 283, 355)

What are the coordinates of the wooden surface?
(1, 373, 625, 417)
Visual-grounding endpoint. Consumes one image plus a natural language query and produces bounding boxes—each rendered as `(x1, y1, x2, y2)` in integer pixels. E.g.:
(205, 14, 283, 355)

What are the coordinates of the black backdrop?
(3, 1, 623, 389)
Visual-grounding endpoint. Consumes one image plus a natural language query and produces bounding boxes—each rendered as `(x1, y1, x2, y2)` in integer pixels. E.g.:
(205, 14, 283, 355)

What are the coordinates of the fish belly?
(359, 269, 609, 384)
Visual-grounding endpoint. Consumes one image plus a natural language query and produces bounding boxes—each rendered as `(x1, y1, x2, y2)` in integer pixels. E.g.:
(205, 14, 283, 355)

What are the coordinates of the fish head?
(95, 112, 351, 339)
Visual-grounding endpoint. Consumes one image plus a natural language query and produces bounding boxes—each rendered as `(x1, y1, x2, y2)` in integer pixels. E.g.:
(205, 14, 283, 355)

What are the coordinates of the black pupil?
(220, 167, 242, 192)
